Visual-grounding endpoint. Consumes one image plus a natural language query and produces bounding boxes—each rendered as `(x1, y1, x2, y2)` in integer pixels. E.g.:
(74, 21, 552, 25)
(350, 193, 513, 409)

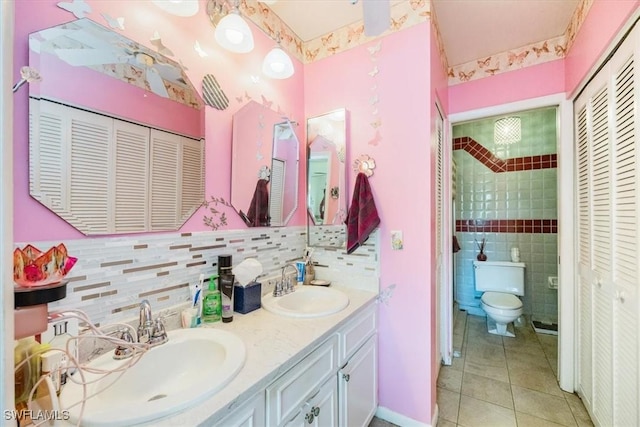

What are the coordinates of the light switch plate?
(391, 230, 403, 250)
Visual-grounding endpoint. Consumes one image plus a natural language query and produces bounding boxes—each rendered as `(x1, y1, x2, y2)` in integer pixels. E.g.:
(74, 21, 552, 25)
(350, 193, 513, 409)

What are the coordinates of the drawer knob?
(313, 406, 320, 416)
(343, 373, 351, 382)
(305, 413, 314, 424)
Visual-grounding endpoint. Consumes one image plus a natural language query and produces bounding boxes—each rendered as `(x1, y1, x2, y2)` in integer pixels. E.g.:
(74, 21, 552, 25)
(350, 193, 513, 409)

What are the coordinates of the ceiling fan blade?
(54, 48, 122, 66)
(362, 0, 390, 37)
(146, 67, 169, 98)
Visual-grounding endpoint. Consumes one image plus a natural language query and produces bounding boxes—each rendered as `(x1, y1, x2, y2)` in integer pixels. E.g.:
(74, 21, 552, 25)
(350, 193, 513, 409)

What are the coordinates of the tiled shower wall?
(19, 226, 379, 327)
(453, 107, 558, 323)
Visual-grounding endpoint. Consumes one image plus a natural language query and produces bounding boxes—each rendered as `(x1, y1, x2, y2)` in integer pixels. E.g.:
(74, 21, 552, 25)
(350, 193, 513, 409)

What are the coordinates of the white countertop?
(151, 285, 378, 426)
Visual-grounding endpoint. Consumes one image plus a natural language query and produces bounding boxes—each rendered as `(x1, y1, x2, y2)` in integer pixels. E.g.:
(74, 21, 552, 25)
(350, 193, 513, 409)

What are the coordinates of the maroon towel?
(345, 173, 380, 254)
(247, 179, 270, 227)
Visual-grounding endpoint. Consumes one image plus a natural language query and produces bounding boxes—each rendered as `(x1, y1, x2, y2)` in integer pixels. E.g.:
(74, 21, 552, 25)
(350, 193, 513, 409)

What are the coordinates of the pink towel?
(345, 173, 380, 254)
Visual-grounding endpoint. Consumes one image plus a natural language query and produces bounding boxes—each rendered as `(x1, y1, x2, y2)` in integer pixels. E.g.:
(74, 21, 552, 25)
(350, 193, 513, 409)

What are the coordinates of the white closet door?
(575, 21, 640, 427)
(610, 30, 639, 427)
(575, 101, 593, 407)
(589, 79, 614, 427)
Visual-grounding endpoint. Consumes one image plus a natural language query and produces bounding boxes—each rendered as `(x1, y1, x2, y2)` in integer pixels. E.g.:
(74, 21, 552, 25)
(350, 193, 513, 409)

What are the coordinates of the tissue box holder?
(234, 281, 261, 314)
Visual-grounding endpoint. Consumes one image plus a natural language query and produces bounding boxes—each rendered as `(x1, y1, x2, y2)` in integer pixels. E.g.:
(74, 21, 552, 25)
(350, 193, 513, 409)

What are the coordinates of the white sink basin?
(60, 327, 246, 427)
(262, 285, 349, 318)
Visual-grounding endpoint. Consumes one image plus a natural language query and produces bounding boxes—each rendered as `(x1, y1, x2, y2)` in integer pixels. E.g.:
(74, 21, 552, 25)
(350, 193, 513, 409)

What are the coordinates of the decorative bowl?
(13, 243, 77, 287)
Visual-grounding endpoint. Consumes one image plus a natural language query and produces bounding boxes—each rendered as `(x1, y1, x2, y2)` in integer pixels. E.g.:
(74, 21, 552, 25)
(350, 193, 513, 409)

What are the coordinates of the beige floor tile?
(564, 393, 594, 427)
(436, 419, 457, 427)
(437, 386, 460, 423)
(516, 411, 567, 427)
(538, 334, 558, 353)
(512, 385, 576, 426)
(464, 359, 510, 383)
(505, 346, 550, 369)
(438, 366, 463, 393)
(461, 372, 513, 409)
(465, 342, 506, 366)
(368, 417, 399, 427)
(457, 395, 517, 427)
(508, 363, 563, 396)
(450, 354, 466, 371)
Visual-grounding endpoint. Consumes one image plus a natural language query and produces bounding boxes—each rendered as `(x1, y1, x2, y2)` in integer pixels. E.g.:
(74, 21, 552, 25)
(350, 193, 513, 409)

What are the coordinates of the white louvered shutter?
(610, 37, 639, 427)
(180, 136, 205, 224)
(574, 22, 640, 427)
(269, 158, 285, 226)
(575, 100, 593, 407)
(113, 120, 149, 232)
(29, 99, 66, 212)
(149, 129, 180, 231)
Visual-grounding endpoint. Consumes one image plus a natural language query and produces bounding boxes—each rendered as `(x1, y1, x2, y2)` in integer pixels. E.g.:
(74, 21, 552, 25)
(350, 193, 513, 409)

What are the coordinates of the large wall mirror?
(231, 100, 299, 227)
(28, 18, 205, 235)
(306, 109, 348, 247)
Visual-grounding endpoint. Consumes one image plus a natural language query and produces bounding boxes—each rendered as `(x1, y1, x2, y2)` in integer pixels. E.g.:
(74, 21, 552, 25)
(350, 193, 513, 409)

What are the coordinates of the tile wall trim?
(453, 137, 557, 172)
(456, 219, 558, 234)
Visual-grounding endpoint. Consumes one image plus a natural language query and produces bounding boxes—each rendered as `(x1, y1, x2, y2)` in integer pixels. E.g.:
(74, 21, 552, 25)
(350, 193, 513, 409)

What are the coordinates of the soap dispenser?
(202, 275, 222, 323)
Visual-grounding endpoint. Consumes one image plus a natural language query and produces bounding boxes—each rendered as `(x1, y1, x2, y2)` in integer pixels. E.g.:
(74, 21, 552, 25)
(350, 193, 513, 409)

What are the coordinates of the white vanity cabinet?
(212, 301, 377, 427)
(266, 335, 338, 426)
(215, 391, 266, 427)
(337, 305, 378, 427)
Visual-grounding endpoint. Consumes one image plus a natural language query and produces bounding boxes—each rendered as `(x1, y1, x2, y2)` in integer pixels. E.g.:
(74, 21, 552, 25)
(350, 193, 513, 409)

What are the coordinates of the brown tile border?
(456, 219, 557, 234)
(453, 137, 557, 172)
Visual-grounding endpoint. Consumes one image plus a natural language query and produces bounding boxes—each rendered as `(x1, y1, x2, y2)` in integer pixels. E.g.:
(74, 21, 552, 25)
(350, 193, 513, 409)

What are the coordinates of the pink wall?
(305, 23, 435, 423)
(32, 51, 203, 139)
(565, 0, 639, 95)
(13, 0, 305, 242)
(448, 59, 565, 114)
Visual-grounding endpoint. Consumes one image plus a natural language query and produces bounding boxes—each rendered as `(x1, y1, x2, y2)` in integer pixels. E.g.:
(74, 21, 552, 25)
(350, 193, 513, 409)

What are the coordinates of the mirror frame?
(306, 108, 348, 248)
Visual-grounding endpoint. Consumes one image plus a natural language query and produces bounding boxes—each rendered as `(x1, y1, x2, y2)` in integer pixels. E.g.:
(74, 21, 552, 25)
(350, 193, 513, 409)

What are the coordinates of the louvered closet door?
(588, 77, 614, 427)
(610, 28, 639, 427)
(575, 21, 640, 427)
(574, 99, 593, 408)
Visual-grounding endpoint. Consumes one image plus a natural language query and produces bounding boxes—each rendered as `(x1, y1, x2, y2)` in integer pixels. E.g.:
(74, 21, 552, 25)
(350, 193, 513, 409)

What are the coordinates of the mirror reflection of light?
(215, 12, 254, 53)
(225, 28, 244, 45)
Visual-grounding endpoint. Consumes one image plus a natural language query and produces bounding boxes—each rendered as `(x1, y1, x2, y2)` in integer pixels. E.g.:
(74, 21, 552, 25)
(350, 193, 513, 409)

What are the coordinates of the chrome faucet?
(136, 299, 168, 348)
(273, 263, 299, 297)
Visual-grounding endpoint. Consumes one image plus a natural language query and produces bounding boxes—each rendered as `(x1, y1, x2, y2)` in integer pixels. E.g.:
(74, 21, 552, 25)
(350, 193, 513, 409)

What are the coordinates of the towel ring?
(353, 154, 376, 177)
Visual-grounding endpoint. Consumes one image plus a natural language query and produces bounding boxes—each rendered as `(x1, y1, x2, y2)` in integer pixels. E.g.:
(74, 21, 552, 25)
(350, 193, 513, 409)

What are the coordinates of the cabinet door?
(215, 391, 266, 427)
(338, 335, 377, 427)
(283, 378, 338, 427)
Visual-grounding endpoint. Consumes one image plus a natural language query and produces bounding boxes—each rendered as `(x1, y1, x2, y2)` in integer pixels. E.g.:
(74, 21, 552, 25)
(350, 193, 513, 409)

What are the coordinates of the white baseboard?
(375, 405, 434, 427)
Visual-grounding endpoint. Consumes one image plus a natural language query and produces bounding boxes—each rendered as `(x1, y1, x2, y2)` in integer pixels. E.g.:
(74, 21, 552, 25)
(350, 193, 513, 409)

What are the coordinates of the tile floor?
(436, 310, 594, 427)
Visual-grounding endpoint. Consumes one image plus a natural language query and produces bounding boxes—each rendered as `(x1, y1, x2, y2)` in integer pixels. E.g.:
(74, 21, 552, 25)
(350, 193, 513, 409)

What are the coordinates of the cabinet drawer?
(266, 334, 338, 426)
(339, 304, 377, 364)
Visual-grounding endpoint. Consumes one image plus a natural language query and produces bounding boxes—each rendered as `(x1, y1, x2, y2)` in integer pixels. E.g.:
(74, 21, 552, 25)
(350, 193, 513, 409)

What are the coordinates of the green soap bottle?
(202, 275, 222, 323)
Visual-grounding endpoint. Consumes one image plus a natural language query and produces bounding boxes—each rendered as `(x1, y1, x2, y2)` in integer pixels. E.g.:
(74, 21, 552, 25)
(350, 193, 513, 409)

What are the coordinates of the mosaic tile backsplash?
(453, 107, 558, 323)
(18, 226, 379, 327)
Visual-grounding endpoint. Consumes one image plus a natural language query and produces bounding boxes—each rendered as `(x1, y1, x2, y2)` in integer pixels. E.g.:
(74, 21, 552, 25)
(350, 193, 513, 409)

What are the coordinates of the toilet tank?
(473, 261, 525, 296)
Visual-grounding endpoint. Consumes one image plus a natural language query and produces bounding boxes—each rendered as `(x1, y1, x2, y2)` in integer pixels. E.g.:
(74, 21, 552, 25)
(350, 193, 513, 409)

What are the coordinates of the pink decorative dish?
(13, 243, 77, 287)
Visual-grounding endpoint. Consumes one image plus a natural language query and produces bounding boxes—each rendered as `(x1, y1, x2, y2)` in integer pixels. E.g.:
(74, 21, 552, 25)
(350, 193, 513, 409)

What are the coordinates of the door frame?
(446, 93, 575, 392)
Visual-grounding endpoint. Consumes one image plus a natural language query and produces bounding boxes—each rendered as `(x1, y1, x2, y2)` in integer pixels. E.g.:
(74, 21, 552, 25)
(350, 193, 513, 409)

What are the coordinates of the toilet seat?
(481, 292, 522, 310)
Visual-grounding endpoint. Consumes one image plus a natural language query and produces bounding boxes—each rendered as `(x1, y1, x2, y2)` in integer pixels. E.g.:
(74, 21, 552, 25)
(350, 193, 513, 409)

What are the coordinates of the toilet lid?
(481, 292, 523, 309)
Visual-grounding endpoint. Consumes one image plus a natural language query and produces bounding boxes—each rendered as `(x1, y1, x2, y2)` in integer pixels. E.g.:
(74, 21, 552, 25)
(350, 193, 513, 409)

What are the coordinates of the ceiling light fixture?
(494, 116, 521, 145)
(262, 35, 294, 79)
(214, 0, 254, 53)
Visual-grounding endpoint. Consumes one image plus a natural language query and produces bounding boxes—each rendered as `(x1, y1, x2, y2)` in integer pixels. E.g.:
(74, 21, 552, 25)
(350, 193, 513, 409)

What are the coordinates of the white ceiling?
(266, 0, 580, 66)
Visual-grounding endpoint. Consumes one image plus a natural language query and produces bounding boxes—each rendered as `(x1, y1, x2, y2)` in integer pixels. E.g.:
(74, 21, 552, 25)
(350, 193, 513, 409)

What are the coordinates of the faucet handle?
(152, 318, 167, 338)
(113, 329, 135, 360)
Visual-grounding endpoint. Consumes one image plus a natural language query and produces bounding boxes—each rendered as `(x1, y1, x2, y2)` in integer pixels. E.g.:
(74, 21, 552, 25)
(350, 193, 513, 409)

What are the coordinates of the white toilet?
(473, 260, 525, 337)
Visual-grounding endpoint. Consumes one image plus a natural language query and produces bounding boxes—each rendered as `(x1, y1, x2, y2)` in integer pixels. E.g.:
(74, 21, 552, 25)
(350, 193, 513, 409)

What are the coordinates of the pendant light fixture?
(262, 34, 294, 79)
(214, 0, 254, 53)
